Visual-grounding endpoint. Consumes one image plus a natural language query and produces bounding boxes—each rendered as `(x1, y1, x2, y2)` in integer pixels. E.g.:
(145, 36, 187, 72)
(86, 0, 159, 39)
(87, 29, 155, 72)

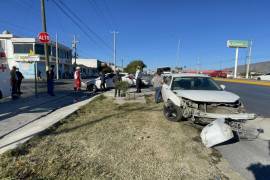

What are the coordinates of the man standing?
(100, 71, 106, 91)
(46, 65, 55, 96)
(151, 69, 163, 103)
(16, 68, 24, 94)
(113, 70, 122, 97)
(10, 66, 17, 99)
(135, 66, 142, 93)
(74, 67, 81, 91)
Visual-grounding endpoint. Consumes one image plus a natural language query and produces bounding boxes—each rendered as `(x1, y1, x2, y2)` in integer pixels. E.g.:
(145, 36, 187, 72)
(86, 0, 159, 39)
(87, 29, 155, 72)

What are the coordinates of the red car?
(209, 71, 227, 78)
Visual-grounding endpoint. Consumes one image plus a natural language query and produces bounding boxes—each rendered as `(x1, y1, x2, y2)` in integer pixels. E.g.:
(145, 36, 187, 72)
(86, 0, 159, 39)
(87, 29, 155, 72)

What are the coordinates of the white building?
(0, 31, 72, 79)
(72, 58, 103, 69)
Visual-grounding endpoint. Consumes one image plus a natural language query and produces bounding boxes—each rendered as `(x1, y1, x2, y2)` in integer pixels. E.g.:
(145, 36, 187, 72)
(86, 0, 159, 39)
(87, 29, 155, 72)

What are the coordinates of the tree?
(99, 64, 113, 74)
(124, 60, 147, 74)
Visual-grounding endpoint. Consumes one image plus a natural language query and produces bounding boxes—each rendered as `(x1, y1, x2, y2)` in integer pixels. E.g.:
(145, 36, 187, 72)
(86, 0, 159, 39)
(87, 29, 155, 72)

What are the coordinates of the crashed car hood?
(174, 90, 240, 103)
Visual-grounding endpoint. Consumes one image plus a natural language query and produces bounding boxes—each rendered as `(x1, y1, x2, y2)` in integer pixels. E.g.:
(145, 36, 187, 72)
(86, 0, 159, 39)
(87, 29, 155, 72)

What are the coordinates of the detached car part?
(200, 118, 234, 147)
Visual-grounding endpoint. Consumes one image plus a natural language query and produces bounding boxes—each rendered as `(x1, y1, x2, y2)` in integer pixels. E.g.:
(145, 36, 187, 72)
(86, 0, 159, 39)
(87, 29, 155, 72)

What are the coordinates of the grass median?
(0, 95, 242, 179)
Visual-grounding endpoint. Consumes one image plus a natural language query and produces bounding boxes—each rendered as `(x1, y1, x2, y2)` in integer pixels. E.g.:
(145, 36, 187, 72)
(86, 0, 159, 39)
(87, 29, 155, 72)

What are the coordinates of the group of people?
(10, 66, 24, 99)
(9, 63, 163, 103)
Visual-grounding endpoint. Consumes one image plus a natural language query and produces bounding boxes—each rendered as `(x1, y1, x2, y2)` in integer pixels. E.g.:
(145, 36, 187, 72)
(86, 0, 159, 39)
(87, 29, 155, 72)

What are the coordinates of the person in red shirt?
(74, 67, 81, 91)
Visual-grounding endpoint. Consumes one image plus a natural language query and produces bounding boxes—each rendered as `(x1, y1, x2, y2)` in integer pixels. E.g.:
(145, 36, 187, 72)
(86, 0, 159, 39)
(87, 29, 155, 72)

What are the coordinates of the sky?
(1, 0, 270, 70)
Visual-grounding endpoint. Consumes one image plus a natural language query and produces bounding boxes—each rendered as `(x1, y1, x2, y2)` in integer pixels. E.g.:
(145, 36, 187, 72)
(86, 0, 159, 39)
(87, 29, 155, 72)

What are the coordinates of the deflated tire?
(163, 103, 183, 122)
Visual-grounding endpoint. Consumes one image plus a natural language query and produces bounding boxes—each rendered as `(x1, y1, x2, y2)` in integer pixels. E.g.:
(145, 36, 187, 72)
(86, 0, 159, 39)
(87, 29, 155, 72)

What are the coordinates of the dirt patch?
(0, 95, 243, 179)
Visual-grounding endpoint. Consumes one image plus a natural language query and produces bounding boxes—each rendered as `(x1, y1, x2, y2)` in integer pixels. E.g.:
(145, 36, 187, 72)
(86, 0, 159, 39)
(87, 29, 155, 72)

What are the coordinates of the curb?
(214, 78, 270, 87)
(0, 94, 101, 154)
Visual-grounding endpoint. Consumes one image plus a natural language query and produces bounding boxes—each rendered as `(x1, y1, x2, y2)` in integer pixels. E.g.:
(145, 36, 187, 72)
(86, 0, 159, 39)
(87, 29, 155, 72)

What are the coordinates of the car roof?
(170, 73, 210, 78)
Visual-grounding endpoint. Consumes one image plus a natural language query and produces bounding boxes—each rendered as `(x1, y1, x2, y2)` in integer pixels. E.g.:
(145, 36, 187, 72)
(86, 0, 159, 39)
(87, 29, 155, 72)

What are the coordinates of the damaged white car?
(162, 73, 257, 147)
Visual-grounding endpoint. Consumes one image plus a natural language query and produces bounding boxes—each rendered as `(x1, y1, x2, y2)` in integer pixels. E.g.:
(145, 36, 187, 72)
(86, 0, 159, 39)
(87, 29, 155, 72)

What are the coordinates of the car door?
(105, 74, 115, 88)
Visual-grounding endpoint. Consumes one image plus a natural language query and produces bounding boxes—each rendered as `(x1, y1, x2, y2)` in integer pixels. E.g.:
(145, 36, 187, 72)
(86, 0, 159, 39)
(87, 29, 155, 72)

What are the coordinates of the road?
(215, 81, 270, 180)
(220, 82, 270, 117)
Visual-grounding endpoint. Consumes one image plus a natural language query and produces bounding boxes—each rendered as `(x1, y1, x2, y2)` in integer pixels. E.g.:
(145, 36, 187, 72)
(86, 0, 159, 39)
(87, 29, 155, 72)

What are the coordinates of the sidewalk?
(0, 79, 94, 141)
(0, 93, 99, 154)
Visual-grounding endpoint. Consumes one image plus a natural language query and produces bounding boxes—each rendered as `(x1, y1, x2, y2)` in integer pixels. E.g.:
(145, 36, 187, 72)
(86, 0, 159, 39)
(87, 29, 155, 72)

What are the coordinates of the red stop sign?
(38, 32, 50, 43)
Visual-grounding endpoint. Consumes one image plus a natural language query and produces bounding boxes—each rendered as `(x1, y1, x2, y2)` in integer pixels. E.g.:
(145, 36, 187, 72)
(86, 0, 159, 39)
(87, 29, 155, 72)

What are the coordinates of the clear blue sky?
(1, 0, 270, 70)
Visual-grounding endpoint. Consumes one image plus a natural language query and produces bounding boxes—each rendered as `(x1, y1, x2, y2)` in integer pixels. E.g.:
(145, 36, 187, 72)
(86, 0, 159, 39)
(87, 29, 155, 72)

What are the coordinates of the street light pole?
(246, 40, 252, 79)
(234, 48, 239, 78)
(112, 31, 118, 72)
(40, 0, 49, 71)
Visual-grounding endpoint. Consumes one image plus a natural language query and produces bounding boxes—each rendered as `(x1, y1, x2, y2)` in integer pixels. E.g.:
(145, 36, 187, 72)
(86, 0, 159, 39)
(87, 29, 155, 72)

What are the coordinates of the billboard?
(227, 40, 249, 48)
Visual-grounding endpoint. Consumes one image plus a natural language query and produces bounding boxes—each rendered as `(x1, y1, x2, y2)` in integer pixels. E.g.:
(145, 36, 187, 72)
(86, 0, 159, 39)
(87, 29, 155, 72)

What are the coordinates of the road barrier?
(214, 78, 270, 87)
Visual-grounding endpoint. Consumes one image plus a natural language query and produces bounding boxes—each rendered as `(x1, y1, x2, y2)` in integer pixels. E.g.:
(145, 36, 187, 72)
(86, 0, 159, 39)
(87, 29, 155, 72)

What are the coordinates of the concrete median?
(214, 78, 270, 87)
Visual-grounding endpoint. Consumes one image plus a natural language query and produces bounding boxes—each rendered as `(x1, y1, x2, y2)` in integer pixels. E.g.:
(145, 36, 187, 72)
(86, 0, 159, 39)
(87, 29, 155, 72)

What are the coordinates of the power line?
(58, 0, 112, 50)
(51, 0, 112, 55)
(87, 0, 114, 30)
(103, 0, 118, 30)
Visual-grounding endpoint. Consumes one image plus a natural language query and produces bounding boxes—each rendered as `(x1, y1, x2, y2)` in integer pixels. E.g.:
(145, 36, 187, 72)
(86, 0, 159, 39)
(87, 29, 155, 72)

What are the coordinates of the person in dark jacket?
(100, 71, 106, 91)
(10, 66, 17, 99)
(16, 68, 24, 94)
(113, 70, 122, 97)
(46, 65, 55, 96)
(135, 66, 142, 93)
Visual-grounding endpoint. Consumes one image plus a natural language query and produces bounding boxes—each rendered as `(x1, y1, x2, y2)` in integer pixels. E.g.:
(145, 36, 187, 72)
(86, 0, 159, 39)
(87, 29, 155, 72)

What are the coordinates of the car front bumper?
(193, 110, 256, 120)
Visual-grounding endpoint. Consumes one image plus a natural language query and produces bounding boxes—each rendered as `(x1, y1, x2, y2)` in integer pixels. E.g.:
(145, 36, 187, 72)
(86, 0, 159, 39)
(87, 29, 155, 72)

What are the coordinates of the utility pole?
(56, 33, 59, 80)
(72, 35, 79, 66)
(40, 0, 49, 71)
(111, 31, 118, 72)
(121, 58, 124, 70)
(246, 40, 253, 79)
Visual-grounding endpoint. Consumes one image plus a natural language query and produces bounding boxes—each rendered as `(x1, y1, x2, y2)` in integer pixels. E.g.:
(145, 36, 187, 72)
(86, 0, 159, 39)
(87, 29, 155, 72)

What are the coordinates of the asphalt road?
(215, 81, 270, 180)
(219, 82, 270, 117)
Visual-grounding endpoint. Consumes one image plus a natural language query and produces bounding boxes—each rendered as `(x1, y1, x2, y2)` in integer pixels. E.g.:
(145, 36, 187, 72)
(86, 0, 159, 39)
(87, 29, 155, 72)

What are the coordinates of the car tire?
(163, 102, 183, 122)
(87, 85, 98, 93)
(257, 77, 261, 80)
(0, 90, 2, 99)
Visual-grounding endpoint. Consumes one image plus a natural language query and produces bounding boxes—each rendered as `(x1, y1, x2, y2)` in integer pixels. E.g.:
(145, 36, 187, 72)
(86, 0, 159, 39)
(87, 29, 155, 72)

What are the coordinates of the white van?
(0, 49, 10, 99)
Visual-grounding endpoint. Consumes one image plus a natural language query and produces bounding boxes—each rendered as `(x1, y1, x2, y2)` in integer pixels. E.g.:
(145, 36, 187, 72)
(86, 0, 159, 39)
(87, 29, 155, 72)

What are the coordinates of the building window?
(35, 44, 44, 55)
(14, 44, 33, 54)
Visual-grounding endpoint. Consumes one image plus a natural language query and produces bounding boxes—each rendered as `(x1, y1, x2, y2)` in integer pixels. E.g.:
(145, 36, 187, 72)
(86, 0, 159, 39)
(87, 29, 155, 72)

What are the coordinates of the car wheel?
(0, 90, 2, 99)
(93, 85, 98, 93)
(257, 77, 261, 80)
(87, 85, 98, 93)
(163, 102, 183, 122)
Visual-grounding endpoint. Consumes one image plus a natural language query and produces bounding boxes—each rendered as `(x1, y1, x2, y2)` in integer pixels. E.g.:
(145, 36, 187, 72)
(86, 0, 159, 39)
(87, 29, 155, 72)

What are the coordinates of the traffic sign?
(38, 32, 50, 43)
(227, 40, 249, 48)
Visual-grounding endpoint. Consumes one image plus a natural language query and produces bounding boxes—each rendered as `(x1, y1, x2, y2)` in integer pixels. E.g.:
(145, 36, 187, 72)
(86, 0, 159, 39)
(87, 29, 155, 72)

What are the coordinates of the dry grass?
(0, 95, 242, 180)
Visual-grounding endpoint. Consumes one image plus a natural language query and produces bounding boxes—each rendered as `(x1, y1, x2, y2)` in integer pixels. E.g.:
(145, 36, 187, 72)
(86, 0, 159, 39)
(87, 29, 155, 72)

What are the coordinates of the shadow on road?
(246, 141, 270, 180)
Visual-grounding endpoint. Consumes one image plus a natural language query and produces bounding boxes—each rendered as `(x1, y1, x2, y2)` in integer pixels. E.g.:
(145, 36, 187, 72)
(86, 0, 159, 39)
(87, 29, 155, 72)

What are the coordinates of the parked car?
(257, 73, 270, 81)
(83, 73, 115, 92)
(119, 72, 135, 86)
(83, 72, 135, 92)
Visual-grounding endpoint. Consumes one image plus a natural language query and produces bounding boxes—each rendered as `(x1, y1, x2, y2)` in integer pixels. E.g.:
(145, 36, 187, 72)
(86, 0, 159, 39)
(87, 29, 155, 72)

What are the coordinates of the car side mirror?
(220, 84, 226, 90)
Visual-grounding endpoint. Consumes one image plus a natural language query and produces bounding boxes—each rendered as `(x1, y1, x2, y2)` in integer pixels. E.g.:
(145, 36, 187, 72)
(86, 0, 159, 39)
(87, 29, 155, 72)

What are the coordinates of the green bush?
(116, 81, 129, 94)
